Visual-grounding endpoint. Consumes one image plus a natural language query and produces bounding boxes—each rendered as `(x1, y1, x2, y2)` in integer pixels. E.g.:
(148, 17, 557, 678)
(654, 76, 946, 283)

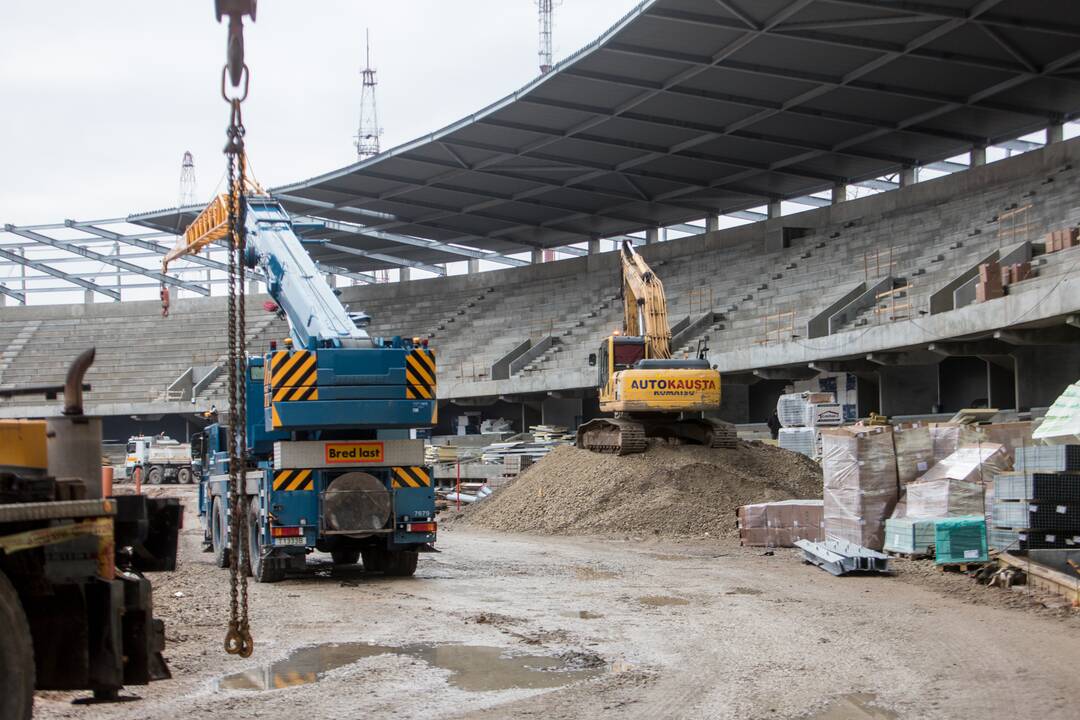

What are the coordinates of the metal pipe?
(64, 347, 96, 416)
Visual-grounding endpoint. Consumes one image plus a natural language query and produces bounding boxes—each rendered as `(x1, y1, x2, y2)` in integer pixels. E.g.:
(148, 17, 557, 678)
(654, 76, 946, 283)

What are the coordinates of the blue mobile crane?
(164, 188, 438, 582)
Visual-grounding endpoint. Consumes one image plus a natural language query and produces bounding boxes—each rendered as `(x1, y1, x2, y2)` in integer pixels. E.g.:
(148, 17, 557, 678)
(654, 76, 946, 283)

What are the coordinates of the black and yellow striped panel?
(269, 350, 318, 389)
(391, 466, 431, 489)
(272, 469, 314, 492)
(405, 348, 436, 400)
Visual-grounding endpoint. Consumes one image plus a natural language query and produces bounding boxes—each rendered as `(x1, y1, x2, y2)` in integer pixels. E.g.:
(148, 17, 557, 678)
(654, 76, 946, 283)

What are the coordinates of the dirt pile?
(459, 440, 822, 538)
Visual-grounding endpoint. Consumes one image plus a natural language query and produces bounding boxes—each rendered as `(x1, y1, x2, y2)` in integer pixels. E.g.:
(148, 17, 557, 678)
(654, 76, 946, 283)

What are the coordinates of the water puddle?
(217, 642, 604, 693)
(809, 693, 898, 720)
(638, 595, 690, 606)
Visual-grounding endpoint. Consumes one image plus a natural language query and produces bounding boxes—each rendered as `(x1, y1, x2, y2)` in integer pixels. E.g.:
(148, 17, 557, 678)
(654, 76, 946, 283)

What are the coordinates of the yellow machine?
(576, 241, 729, 455)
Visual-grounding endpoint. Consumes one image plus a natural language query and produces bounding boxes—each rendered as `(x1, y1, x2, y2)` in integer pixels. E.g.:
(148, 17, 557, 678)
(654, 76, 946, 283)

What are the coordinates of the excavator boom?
(620, 240, 671, 359)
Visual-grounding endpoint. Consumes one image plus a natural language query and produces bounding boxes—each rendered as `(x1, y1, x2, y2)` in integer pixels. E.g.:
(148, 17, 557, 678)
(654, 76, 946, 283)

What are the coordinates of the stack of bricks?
(1000, 260, 1033, 286)
(976, 259, 1004, 302)
(1046, 227, 1079, 253)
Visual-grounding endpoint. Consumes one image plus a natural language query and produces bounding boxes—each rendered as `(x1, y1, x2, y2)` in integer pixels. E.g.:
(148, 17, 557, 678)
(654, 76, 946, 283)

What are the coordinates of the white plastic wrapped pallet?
(821, 426, 898, 550)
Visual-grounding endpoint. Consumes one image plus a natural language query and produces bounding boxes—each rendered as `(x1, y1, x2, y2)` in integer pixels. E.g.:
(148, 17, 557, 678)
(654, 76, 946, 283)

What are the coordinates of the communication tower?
(537, 0, 561, 74)
(355, 30, 383, 160)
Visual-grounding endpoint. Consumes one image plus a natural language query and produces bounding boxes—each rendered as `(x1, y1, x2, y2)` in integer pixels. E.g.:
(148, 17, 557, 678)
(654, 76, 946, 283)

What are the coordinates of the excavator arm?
(620, 240, 671, 360)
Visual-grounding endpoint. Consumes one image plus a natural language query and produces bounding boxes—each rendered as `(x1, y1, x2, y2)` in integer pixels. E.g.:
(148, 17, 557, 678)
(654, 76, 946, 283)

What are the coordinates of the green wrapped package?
(934, 515, 988, 564)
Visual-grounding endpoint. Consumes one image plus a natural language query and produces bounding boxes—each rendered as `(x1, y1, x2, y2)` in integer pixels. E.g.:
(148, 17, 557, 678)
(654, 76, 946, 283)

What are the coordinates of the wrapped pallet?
(821, 426, 898, 550)
(975, 422, 1033, 464)
(916, 443, 1012, 485)
(906, 478, 984, 518)
(778, 427, 817, 459)
(738, 500, 824, 547)
(893, 423, 934, 486)
(929, 423, 980, 463)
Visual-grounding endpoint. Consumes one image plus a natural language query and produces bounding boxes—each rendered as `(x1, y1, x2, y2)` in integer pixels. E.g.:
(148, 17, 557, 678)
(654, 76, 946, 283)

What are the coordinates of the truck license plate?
(273, 536, 306, 546)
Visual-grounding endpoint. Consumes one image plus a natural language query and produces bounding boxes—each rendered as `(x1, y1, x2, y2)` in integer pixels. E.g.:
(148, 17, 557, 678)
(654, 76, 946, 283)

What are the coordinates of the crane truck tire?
(147, 465, 164, 485)
(361, 548, 384, 572)
(0, 569, 34, 720)
(331, 549, 361, 565)
(211, 497, 230, 568)
(176, 466, 193, 485)
(248, 503, 284, 583)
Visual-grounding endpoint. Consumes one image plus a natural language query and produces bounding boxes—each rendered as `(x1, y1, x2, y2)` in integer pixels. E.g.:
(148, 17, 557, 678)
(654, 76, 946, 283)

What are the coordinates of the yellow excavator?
(576, 241, 733, 455)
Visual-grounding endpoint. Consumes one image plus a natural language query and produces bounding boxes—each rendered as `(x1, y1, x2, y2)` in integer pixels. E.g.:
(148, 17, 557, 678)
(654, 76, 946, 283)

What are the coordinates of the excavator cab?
(594, 335, 646, 390)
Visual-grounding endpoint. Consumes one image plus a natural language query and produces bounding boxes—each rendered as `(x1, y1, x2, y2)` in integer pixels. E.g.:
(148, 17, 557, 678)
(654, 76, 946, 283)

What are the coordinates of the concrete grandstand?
(2, 0, 1080, 439)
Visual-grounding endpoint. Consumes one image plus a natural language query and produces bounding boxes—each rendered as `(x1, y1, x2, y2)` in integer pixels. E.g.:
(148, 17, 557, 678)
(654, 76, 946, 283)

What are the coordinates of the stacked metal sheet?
(795, 538, 891, 576)
(990, 445, 1080, 550)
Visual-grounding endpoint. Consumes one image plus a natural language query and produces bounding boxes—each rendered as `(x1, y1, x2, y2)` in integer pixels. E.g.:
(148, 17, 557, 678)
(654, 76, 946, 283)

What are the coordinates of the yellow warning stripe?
(406, 353, 435, 386)
(391, 466, 431, 489)
(270, 350, 308, 386)
(273, 384, 319, 402)
(273, 469, 313, 492)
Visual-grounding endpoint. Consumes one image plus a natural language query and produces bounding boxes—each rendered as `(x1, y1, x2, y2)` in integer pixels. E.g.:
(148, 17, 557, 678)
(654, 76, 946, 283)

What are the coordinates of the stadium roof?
(131, 0, 1080, 272)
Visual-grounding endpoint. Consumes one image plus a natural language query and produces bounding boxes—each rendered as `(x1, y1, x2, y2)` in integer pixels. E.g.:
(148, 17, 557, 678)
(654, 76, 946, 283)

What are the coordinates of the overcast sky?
(0, 0, 639, 225)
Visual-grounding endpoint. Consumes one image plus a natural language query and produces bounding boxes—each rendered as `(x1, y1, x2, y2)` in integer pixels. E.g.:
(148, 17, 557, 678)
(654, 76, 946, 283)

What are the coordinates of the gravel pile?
(458, 440, 822, 538)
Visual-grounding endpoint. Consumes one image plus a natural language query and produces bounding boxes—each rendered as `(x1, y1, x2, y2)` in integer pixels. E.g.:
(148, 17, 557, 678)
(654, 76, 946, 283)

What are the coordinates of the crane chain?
(222, 84, 253, 660)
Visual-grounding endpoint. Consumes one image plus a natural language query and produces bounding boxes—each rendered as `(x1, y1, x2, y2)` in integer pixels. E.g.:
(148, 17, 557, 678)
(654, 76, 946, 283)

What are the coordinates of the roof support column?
(1048, 122, 1065, 144)
(830, 184, 847, 204)
(587, 238, 601, 255)
(326, 273, 337, 288)
(767, 200, 782, 219)
(971, 145, 987, 167)
(706, 216, 719, 233)
(645, 227, 660, 245)
(399, 266, 411, 282)
(899, 166, 917, 187)
(84, 288, 95, 304)
(467, 258, 480, 274)
(531, 249, 544, 264)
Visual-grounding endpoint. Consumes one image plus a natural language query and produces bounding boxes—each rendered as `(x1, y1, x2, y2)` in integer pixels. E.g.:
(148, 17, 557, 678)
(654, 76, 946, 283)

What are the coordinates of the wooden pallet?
(937, 562, 989, 573)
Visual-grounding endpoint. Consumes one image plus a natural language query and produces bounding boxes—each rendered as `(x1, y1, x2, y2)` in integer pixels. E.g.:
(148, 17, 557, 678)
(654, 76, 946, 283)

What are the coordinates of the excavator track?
(576, 418, 648, 456)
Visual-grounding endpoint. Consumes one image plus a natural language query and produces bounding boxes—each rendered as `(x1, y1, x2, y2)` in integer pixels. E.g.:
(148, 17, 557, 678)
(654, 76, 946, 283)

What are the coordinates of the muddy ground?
(34, 486, 1080, 720)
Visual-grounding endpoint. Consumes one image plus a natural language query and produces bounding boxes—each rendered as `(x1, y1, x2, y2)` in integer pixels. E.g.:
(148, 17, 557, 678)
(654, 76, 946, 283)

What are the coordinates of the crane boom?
(620, 240, 671, 360)
(162, 185, 371, 349)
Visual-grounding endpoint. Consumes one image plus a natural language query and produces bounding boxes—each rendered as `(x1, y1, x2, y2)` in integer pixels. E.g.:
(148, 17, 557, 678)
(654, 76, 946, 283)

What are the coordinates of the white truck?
(124, 434, 194, 484)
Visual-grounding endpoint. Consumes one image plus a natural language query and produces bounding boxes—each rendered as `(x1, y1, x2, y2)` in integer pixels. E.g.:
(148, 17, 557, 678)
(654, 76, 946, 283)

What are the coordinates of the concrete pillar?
(706, 215, 719, 233)
(467, 258, 480, 274)
(399, 266, 411, 282)
(326, 273, 337, 288)
(645, 227, 660, 245)
(84, 288, 94, 304)
(0, 293, 5, 307)
(970, 145, 987, 167)
(531, 249, 544, 264)
(1048, 122, 1065, 144)
(830, 184, 847, 204)
(767, 200, 782, 219)
(899, 166, 917, 187)
(587, 238, 601, 255)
